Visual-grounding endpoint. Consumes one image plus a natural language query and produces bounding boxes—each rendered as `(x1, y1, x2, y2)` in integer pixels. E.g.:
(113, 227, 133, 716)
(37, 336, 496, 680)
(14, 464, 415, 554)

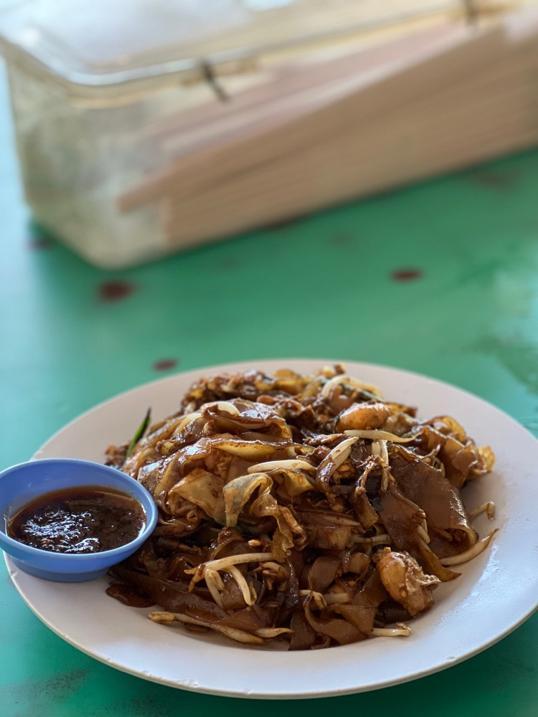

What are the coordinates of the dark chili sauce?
(8, 486, 145, 554)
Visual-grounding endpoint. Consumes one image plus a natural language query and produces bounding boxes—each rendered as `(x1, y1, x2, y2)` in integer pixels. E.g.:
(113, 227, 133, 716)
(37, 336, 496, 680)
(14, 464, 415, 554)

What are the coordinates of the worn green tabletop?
(1, 62, 537, 715)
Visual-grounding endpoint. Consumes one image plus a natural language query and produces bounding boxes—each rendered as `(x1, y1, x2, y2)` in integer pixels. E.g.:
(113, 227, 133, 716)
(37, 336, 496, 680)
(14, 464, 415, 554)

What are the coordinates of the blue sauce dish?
(0, 459, 157, 582)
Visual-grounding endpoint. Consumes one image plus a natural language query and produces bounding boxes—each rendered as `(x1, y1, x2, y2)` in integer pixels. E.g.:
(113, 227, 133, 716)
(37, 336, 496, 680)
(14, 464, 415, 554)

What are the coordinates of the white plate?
(6, 360, 538, 699)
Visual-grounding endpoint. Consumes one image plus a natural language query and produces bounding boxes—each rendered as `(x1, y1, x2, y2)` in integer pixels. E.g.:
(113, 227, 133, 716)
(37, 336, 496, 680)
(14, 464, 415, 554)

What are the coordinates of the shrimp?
(337, 402, 392, 431)
(376, 548, 440, 616)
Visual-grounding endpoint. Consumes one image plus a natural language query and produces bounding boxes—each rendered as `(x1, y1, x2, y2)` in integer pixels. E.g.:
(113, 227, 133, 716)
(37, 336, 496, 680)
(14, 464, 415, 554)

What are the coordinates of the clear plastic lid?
(0, 0, 465, 89)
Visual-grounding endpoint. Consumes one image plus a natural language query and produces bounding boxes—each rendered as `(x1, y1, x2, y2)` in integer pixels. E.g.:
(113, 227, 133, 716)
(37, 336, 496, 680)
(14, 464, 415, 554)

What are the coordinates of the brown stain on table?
(98, 280, 137, 302)
(391, 268, 423, 282)
(153, 358, 178, 372)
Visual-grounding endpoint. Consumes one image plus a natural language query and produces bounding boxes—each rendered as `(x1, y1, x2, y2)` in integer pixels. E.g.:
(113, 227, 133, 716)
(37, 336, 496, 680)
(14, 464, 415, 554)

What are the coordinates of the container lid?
(0, 0, 459, 89)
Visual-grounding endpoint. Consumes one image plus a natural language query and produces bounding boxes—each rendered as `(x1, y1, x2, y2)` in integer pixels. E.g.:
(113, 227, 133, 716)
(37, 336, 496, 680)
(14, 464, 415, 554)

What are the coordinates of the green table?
(1, 63, 536, 715)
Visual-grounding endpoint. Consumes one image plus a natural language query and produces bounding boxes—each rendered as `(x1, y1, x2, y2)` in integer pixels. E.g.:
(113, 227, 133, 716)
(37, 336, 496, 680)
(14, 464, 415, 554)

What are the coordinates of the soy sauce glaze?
(8, 486, 145, 554)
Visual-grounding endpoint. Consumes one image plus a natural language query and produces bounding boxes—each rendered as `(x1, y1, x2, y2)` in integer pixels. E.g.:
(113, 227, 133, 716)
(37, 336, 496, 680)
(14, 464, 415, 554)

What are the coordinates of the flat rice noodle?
(353, 490, 379, 530)
(168, 555, 203, 581)
(112, 567, 267, 633)
(298, 510, 360, 551)
(111, 567, 226, 618)
(416, 539, 459, 582)
(349, 441, 374, 469)
(181, 371, 276, 409)
(305, 525, 354, 551)
(273, 470, 314, 498)
(175, 414, 206, 444)
(415, 426, 481, 488)
(106, 583, 155, 608)
(346, 552, 370, 576)
(416, 425, 446, 453)
(379, 482, 458, 581)
(428, 533, 467, 558)
(138, 543, 168, 578)
(286, 553, 303, 603)
(152, 443, 211, 502)
(333, 571, 387, 636)
(167, 468, 226, 523)
(223, 473, 272, 527)
(390, 450, 476, 556)
(154, 509, 204, 538)
(202, 401, 291, 440)
(219, 607, 270, 632)
(214, 572, 246, 611)
(209, 437, 292, 459)
(379, 482, 425, 552)
(226, 456, 256, 481)
(203, 449, 234, 482)
(307, 556, 341, 592)
(224, 473, 305, 558)
(304, 600, 363, 645)
(289, 610, 317, 650)
(123, 417, 184, 474)
(250, 495, 306, 558)
(208, 527, 247, 559)
(429, 415, 467, 441)
(273, 368, 308, 395)
(440, 436, 480, 488)
(136, 458, 169, 494)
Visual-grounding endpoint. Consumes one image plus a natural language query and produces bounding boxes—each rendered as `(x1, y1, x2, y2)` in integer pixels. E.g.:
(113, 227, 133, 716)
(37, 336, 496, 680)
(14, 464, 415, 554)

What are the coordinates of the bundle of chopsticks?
(118, 0, 538, 249)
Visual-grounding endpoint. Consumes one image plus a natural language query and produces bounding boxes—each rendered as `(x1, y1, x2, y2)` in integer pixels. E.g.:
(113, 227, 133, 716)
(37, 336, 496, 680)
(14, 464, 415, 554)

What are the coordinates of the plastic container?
(0, 0, 477, 267)
(0, 459, 158, 581)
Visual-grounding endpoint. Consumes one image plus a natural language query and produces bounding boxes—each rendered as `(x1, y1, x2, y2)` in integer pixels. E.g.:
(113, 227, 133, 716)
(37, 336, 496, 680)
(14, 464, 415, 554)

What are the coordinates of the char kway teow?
(106, 365, 497, 649)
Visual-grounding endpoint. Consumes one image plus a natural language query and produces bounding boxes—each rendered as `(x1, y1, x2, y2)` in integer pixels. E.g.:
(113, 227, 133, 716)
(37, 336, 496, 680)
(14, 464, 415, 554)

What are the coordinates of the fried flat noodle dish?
(105, 365, 497, 649)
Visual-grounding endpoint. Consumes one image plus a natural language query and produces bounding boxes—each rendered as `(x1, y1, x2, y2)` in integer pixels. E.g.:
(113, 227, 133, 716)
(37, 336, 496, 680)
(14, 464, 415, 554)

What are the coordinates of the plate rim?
(7, 358, 538, 699)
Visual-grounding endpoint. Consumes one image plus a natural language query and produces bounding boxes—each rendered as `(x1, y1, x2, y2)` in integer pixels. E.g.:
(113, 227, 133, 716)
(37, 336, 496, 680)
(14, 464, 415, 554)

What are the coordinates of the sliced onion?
(214, 440, 287, 458)
(318, 436, 358, 477)
(190, 552, 275, 573)
(469, 501, 496, 520)
(247, 459, 316, 473)
(299, 590, 327, 610)
(176, 411, 201, 432)
(371, 440, 389, 466)
(228, 565, 255, 606)
(255, 628, 293, 639)
(204, 568, 225, 607)
(148, 611, 264, 645)
(325, 593, 352, 605)
(320, 374, 382, 399)
(203, 401, 241, 416)
(417, 524, 430, 544)
(440, 530, 498, 566)
(372, 440, 390, 491)
(371, 624, 411, 637)
(344, 429, 414, 443)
